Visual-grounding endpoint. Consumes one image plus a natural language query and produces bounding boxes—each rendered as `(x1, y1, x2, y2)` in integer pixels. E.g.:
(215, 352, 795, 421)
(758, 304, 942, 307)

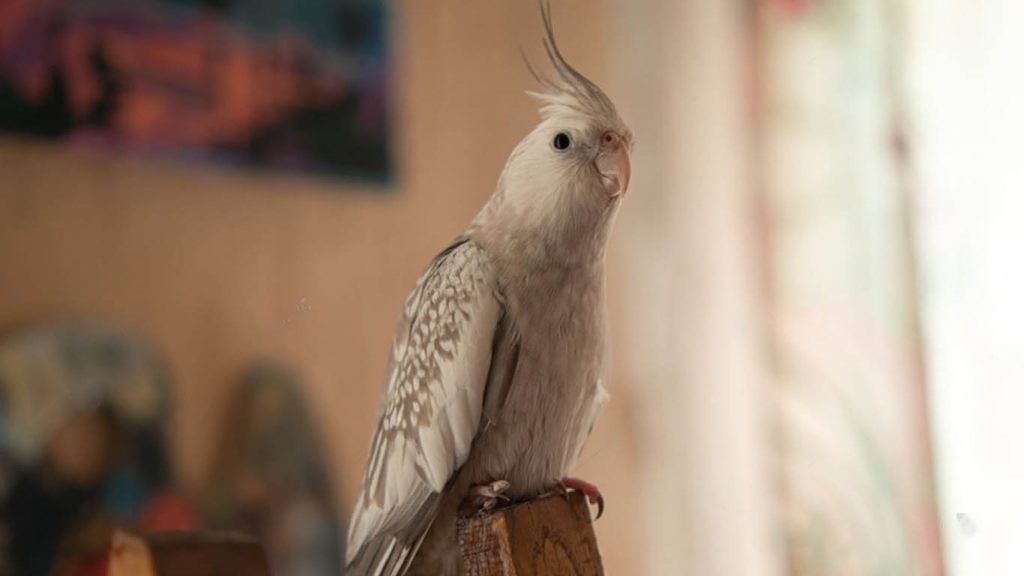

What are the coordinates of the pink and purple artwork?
(0, 0, 391, 181)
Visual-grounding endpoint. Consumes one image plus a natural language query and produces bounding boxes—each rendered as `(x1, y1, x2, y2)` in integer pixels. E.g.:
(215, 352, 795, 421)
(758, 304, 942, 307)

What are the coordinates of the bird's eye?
(552, 132, 572, 151)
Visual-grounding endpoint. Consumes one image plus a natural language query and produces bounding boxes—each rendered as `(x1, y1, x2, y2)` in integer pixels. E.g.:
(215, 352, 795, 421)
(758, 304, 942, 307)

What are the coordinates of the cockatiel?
(345, 6, 632, 576)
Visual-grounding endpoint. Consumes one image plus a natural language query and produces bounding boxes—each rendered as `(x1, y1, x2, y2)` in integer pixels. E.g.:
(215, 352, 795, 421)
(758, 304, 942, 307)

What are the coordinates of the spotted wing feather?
(346, 240, 503, 575)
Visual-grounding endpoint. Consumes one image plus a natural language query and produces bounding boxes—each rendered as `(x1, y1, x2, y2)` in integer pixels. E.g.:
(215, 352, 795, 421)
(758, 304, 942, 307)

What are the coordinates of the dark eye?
(552, 132, 572, 151)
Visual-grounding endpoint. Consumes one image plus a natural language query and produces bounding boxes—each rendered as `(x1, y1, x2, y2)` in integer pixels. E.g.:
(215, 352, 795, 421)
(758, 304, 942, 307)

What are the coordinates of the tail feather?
(345, 494, 439, 576)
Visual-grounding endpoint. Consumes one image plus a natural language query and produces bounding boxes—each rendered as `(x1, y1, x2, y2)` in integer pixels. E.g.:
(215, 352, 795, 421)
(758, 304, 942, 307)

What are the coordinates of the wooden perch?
(108, 530, 270, 576)
(457, 491, 604, 576)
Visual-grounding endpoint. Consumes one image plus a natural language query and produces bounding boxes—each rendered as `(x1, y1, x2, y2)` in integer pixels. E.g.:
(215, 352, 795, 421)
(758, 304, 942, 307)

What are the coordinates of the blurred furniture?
(0, 323, 192, 576)
(108, 531, 269, 576)
(200, 362, 343, 576)
(457, 492, 603, 576)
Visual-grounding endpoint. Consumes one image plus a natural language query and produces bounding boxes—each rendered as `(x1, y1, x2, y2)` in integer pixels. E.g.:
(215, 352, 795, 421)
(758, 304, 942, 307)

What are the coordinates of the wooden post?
(108, 530, 270, 576)
(457, 491, 604, 576)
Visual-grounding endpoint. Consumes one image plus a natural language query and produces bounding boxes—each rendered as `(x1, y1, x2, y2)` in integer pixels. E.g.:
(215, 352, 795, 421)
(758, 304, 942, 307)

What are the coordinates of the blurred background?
(0, 0, 1021, 575)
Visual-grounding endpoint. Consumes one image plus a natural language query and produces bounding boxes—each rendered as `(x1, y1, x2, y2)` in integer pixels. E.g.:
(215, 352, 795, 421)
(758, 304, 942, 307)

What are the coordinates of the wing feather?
(346, 240, 503, 574)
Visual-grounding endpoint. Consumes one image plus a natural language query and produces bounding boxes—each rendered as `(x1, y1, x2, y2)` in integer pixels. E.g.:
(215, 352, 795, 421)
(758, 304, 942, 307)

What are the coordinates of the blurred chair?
(0, 323, 195, 576)
(200, 362, 343, 576)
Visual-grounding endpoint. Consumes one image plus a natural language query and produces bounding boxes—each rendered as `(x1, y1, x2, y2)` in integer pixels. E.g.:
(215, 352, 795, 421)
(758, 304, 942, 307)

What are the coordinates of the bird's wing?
(346, 239, 505, 575)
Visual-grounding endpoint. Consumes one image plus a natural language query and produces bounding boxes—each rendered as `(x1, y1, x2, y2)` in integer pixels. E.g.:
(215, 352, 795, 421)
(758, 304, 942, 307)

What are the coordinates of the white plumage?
(347, 242, 501, 572)
(346, 4, 632, 575)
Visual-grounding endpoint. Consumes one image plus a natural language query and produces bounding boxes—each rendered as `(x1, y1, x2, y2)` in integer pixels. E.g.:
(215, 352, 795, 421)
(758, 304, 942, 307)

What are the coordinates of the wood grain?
(457, 491, 604, 576)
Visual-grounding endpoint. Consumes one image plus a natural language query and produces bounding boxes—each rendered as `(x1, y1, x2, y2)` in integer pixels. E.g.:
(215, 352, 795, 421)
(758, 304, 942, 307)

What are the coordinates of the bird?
(344, 5, 632, 575)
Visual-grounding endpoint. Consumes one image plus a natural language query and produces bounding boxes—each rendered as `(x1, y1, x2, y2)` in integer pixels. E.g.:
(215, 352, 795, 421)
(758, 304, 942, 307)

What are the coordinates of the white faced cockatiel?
(345, 6, 632, 576)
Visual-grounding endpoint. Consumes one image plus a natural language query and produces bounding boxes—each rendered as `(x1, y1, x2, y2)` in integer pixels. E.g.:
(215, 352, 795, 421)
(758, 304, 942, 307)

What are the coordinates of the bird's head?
(471, 4, 632, 264)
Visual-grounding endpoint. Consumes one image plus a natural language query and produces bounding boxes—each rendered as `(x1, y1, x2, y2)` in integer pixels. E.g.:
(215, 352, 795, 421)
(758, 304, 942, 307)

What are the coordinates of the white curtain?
(909, 0, 1024, 574)
(757, 1, 943, 574)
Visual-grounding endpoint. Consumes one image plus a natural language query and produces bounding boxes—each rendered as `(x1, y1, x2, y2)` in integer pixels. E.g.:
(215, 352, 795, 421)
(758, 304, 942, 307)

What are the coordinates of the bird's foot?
(559, 477, 605, 519)
(458, 480, 511, 517)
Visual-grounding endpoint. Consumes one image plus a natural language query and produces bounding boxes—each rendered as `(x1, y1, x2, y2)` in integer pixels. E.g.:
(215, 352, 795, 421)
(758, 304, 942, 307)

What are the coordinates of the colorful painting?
(0, 0, 391, 181)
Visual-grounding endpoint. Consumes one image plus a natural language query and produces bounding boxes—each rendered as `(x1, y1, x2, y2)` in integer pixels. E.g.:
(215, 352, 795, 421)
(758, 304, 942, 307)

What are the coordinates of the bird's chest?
(469, 279, 608, 496)
(513, 297, 605, 412)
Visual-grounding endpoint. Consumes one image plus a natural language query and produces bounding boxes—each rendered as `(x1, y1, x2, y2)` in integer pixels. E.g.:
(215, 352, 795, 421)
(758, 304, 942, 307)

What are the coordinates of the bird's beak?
(595, 131, 631, 198)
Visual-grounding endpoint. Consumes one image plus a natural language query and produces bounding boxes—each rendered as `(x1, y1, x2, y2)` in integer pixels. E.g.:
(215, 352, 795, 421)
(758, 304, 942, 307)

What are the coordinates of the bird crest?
(524, 2, 624, 133)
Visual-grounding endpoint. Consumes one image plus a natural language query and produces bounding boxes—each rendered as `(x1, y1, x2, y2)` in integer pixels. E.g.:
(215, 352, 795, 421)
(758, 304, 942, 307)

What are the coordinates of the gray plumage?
(346, 5, 632, 575)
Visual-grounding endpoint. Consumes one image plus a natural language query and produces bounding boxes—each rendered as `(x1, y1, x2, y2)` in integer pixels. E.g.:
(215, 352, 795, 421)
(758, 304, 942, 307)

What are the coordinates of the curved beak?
(595, 131, 631, 198)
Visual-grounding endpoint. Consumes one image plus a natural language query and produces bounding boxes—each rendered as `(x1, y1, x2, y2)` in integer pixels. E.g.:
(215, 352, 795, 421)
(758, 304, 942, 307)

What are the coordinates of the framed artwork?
(0, 0, 391, 182)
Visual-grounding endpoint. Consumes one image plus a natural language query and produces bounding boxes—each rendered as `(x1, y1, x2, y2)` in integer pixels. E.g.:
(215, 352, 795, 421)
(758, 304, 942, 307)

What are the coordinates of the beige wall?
(610, 2, 778, 575)
(0, 0, 650, 572)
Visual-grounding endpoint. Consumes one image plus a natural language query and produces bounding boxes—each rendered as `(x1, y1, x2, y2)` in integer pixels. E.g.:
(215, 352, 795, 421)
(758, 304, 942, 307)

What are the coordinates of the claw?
(560, 477, 605, 520)
(459, 480, 511, 517)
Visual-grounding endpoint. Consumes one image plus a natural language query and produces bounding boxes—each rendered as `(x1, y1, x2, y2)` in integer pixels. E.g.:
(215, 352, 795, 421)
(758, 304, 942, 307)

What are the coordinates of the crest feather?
(524, 1, 619, 123)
